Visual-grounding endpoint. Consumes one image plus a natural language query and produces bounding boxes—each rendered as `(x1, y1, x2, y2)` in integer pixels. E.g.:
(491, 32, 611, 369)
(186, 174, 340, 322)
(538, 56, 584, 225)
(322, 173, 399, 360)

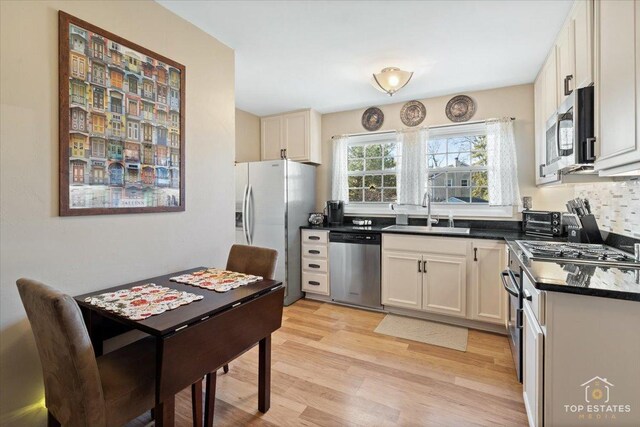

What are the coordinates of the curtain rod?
(331, 117, 516, 139)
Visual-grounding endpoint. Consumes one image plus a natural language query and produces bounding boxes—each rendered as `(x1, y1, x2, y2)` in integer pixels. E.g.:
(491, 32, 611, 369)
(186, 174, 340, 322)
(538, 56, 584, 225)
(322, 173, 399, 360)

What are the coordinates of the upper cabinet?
(260, 109, 322, 164)
(594, 0, 640, 175)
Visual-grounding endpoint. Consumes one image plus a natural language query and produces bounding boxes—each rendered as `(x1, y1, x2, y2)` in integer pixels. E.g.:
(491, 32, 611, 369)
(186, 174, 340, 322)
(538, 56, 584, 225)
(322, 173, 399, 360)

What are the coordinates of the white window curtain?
(486, 118, 521, 207)
(397, 128, 428, 205)
(331, 135, 349, 203)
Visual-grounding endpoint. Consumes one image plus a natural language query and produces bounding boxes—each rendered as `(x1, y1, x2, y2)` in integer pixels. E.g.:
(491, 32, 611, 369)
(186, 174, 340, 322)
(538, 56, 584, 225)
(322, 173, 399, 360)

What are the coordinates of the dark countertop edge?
(504, 240, 640, 303)
(534, 282, 640, 302)
(300, 225, 556, 242)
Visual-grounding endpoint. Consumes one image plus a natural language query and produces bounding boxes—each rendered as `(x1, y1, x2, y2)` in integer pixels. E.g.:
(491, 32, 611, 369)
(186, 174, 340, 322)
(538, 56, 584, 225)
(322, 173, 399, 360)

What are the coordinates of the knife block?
(579, 214, 604, 244)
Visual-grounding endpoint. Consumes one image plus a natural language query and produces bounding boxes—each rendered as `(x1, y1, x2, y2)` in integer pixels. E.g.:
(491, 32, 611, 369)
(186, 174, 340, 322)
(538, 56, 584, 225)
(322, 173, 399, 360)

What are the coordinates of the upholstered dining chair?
(17, 278, 160, 427)
(193, 244, 278, 426)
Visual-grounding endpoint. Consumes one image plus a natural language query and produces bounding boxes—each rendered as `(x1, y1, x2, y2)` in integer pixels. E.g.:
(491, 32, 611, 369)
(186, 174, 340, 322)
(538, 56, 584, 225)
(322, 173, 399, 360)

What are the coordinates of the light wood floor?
(130, 299, 527, 426)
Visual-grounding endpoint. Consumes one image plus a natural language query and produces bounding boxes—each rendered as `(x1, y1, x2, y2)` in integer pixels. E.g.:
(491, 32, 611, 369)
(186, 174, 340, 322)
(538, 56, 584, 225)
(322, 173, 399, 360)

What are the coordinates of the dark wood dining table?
(74, 267, 284, 427)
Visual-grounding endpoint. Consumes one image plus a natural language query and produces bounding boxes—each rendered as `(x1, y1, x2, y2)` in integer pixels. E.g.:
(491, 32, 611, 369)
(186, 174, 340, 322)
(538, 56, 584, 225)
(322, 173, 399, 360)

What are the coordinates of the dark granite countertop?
(505, 240, 640, 302)
(301, 223, 560, 242)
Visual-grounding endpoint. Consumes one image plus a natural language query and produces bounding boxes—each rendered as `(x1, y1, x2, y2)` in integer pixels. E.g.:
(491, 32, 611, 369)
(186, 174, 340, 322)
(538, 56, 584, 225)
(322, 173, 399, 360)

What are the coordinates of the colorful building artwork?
(65, 22, 181, 210)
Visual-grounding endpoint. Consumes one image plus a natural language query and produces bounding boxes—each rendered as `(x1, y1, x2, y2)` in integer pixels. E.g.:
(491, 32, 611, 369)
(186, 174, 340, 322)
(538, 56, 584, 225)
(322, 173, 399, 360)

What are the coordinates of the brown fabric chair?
(17, 278, 156, 427)
(193, 244, 278, 426)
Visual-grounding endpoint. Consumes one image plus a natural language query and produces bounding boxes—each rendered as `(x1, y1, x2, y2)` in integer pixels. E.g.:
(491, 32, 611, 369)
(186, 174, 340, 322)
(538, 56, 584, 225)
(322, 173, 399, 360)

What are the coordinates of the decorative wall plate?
(361, 107, 384, 131)
(400, 100, 426, 127)
(446, 95, 476, 122)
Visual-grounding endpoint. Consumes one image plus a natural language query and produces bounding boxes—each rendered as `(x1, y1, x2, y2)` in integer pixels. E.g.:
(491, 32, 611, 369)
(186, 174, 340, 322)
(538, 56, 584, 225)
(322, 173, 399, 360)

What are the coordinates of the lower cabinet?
(469, 241, 506, 324)
(523, 301, 544, 427)
(381, 235, 507, 326)
(381, 251, 422, 310)
(422, 254, 467, 318)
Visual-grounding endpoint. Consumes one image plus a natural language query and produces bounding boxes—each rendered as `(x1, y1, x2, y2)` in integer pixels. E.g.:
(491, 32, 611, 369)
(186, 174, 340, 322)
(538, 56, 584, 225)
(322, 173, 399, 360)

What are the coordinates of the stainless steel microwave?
(541, 86, 595, 177)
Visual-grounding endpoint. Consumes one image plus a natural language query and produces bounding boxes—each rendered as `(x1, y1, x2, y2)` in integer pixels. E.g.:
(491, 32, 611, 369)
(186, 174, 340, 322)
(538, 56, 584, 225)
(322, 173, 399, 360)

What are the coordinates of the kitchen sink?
(382, 225, 471, 235)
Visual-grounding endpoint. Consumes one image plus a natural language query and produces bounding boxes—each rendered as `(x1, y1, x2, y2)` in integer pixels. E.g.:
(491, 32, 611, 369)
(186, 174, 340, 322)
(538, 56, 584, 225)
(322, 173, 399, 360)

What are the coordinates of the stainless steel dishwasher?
(329, 232, 382, 310)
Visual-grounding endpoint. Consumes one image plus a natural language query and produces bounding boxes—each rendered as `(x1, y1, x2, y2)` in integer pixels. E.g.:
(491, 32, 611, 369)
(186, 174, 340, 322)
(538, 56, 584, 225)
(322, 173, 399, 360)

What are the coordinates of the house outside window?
(71, 135, 86, 158)
(143, 102, 154, 121)
(427, 125, 488, 204)
(71, 108, 86, 132)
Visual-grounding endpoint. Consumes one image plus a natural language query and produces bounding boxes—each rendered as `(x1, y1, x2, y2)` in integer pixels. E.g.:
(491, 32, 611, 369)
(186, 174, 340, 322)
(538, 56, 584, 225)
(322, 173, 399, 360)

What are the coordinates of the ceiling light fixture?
(371, 67, 413, 96)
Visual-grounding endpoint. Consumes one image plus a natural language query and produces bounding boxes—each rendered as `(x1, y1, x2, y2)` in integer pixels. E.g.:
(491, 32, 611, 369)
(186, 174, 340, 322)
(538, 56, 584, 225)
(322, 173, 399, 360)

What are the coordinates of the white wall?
(0, 1, 235, 425)
(316, 84, 573, 216)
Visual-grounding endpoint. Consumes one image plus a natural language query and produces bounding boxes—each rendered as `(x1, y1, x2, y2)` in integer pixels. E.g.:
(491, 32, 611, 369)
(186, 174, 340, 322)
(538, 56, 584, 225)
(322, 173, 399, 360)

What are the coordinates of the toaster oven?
(522, 211, 564, 237)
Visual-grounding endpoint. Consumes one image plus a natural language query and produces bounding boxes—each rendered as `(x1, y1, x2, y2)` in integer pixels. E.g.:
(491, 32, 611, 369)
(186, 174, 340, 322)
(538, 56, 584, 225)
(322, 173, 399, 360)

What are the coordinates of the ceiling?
(157, 0, 573, 116)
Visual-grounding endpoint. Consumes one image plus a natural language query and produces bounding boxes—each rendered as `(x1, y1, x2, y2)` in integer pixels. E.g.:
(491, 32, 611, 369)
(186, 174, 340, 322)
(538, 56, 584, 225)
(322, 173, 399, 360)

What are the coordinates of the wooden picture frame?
(59, 11, 186, 216)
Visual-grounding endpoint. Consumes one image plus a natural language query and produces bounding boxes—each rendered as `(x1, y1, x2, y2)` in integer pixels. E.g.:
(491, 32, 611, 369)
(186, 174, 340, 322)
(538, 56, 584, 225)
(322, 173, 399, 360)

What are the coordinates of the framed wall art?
(59, 11, 186, 216)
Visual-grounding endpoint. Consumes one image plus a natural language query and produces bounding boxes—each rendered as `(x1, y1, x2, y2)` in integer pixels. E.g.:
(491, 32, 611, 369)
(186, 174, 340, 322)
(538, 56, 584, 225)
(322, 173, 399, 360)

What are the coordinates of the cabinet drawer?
(302, 230, 328, 244)
(523, 274, 545, 326)
(383, 234, 469, 255)
(302, 257, 327, 273)
(302, 272, 329, 295)
(302, 244, 327, 258)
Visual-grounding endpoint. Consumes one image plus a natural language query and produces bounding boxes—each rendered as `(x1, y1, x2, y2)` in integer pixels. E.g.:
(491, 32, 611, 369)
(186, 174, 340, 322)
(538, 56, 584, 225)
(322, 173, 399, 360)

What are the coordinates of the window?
(346, 135, 398, 204)
(143, 102, 154, 120)
(170, 112, 179, 128)
(91, 138, 105, 157)
(128, 100, 138, 116)
(110, 70, 123, 89)
(92, 115, 105, 134)
(427, 126, 488, 204)
(110, 94, 122, 113)
(71, 81, 86, 106)
(128, 76, 138, 94)
(92, 87, 103, 109)
(127, 121, 139, 140)
(92, 64, 105, 85)
(143, 124, 153, 142)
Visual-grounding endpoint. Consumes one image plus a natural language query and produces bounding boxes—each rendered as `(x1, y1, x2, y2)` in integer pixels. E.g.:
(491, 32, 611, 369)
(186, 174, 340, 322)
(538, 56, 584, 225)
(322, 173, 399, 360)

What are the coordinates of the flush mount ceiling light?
(371, 67, 413, 96)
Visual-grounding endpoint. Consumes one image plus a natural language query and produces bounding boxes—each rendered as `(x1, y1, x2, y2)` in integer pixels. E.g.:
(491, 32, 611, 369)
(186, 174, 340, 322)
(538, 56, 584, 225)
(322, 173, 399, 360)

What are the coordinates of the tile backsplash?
(575, 179, 640, 238)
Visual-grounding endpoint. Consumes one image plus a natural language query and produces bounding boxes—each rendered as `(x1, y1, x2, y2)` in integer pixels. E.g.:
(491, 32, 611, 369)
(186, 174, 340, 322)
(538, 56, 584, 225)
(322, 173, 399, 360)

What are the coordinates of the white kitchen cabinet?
(594, 0, 640, 174)
(382, 236, 469, 313)
(382, 251, 423, 310)
(422, 254, 467, 318)
(573, 0, 594, 89)
(301, 229, 330, 296)
(523, 301, 544, 427)
(261, 109, 322, 164)
(556, 22, 574, 105)
(469, 241, 506, 325)
(543, 50, 559, 122)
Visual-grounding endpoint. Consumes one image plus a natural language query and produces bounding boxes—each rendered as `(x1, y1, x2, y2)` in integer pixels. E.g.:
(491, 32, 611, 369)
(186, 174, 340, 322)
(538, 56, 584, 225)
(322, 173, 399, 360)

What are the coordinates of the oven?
(501, 247, 523, 383)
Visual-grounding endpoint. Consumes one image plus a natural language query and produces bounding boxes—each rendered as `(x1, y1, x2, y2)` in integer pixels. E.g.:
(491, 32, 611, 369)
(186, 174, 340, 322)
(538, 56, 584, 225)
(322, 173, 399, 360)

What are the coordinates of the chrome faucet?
(422, 191, 435, 229)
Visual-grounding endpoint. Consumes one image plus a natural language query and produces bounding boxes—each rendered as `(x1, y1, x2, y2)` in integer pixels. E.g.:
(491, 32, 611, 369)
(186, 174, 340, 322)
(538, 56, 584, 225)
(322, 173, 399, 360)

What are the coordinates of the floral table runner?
(84, 283, 203, 321)
(170, 268, 262, 292)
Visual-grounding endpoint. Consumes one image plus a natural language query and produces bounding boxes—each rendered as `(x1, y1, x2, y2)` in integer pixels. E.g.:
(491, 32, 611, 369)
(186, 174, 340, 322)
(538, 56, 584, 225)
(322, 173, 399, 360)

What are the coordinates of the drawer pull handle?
(309, 250, 320, 254)
(524, 289, 533, 301)
(309, 236, 320, 240)
(417, 260, 422, 273)
(309, 264, 320, 268)
(308, 281, 320, 286)
(474, 248, 478, 262)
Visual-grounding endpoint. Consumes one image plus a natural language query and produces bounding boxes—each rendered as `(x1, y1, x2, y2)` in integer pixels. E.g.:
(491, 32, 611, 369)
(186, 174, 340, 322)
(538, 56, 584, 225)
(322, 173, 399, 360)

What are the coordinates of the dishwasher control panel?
(329, 232, 381, 244)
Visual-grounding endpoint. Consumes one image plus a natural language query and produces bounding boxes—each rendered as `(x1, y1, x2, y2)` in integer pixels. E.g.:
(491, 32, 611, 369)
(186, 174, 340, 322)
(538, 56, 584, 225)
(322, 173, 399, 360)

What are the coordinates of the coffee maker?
(326, 200, 344, 226)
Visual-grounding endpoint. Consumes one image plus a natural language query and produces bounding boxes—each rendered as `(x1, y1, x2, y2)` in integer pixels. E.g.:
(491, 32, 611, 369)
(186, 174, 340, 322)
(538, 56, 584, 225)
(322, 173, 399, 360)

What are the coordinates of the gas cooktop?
(516, 241, 640, 268)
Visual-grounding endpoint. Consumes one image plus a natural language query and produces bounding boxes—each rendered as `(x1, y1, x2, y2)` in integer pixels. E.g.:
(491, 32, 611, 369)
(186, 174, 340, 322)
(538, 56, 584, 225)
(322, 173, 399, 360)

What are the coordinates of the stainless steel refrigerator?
(235, 160, 316, 306)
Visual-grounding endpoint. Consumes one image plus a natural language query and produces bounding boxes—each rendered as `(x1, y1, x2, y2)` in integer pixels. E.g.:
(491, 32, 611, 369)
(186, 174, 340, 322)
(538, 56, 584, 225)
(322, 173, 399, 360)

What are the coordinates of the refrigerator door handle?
(247, 184, 254, 245)
(242, 184, 249, 245)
